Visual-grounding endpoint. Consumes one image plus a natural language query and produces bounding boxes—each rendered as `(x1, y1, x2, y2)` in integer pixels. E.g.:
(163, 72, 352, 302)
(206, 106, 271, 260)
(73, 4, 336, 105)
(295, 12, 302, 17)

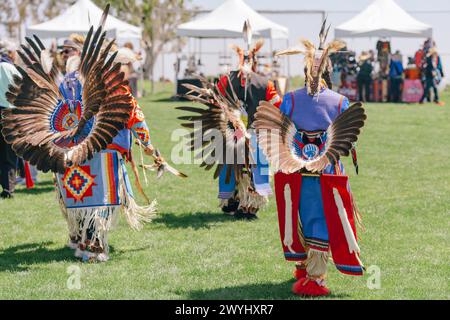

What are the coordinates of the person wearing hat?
(55, 41, 157, 262)
(0, 39, 21, 198)
(59, 34, 85, 74)
(5, 14, 157, 261)
(357, 51, 373, 102)
(420, 47, 444, 105)
(61, 40, 79, 60)
(115, 46, 141, 96)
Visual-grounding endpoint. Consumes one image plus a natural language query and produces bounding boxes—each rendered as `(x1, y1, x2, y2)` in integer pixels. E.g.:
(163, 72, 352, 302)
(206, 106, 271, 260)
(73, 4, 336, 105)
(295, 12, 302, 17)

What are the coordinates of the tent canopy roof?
(177, 0, 289, 39)
(335, 0, 432, 38)
(26, 0, 141, 40)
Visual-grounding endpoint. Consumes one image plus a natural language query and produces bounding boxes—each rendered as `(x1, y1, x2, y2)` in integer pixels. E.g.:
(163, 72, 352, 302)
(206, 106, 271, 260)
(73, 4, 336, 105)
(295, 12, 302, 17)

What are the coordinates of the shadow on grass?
(0, 241, 73, 272)
(14, 185, 55, 195)
(0, 241, 132, 272)
(32, 180, 55, 187)
(152, 212, 235, 230)
(186, 281, 350, 300)
(150, 96, 180, 103)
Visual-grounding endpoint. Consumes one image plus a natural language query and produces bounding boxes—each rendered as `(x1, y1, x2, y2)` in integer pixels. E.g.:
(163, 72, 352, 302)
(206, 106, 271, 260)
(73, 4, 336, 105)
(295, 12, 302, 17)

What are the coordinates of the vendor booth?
(176, 0, 289, 97)
(334, 0, 433, 103)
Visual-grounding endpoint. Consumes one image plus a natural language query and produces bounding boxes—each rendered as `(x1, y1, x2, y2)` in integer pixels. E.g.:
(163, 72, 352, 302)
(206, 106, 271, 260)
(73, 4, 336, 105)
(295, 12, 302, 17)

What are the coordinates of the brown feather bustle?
(176, 75, 253, 183)
(254, 101, 367, 174)
(0, 5, 133, 174)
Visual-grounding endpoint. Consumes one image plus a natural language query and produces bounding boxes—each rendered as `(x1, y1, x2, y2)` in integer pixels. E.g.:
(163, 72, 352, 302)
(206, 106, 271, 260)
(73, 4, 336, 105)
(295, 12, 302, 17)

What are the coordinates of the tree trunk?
(143, 48, 156, 95)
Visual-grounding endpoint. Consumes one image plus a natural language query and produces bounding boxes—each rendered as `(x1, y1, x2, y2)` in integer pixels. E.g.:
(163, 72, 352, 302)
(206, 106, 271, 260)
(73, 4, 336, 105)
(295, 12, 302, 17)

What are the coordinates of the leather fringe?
(306, 249, 329, 278)
(236, 174, 268, 211)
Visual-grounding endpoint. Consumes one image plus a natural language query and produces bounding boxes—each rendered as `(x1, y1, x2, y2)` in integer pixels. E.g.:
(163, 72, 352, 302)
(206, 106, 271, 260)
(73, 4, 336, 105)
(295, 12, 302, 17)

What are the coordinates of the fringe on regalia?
(56, 153, 157, 253)
(235, 173, 268, 211)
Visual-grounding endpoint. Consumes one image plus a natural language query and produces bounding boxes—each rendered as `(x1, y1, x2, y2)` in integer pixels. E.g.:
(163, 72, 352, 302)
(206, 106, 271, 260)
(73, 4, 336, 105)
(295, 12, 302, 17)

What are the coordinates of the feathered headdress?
(276, 18, 345, 96)
(230, 19, 265, 74)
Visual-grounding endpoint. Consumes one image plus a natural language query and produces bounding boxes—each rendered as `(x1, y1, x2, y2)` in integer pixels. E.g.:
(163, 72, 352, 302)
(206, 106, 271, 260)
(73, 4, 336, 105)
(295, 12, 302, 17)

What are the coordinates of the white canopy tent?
(174, 0, 291, 88)
(335, 0, 432, 38)
(26, 0, 141, 40)
(177, 0, 288, 39)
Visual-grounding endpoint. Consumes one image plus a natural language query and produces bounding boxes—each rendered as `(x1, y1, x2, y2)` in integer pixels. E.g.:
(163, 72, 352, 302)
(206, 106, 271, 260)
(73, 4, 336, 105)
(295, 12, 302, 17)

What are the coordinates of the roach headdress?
(230, 20, 264, 101)
(276, 19, 345, 96)
(230, 20, 265, 75)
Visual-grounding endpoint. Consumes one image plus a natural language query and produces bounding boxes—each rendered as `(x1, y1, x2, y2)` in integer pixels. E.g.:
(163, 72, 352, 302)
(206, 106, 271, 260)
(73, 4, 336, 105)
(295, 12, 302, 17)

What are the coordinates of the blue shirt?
(389, 60, 404, 78)
(280, 87, 350, 131)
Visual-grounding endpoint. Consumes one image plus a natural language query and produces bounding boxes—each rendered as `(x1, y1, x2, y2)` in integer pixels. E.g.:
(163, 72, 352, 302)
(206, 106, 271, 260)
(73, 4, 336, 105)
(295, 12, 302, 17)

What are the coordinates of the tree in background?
(94, 0, 193, 93)
(0, 0, 71, 41)
(0, 0, 193, 93)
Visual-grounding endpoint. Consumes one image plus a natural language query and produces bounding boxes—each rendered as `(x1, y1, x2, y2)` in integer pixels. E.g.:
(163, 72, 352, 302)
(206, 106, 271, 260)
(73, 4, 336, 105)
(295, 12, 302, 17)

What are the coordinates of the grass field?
(0, 83, 449, 300)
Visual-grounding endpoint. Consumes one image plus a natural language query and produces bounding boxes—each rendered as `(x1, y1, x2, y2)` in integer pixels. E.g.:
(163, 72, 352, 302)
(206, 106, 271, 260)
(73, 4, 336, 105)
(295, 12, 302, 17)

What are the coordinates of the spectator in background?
(423, 38, 435, 55)
(368, 49, 376, 65)
(415, 45, 424, 69)
(389, 51, 404, 103)
(415, 45, 428, 102)
(60, 34, 84, 73)
(123, 42, 140, 97)
(0, 40, 21, 198)
(357, 51, 373, 102)
(115, 47, 141, 85)
(61, 40, 79, 63)
(420, 47, 445, 106)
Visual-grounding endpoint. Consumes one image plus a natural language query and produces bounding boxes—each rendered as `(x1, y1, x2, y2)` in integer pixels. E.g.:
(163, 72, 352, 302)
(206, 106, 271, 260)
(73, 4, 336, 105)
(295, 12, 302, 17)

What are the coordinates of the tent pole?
(200, 38, 203, 72)
(195, 38, 197, 66)
(188, 38, 191, 56)
(224, 38, 227, 75)
(162, 49, 165, 82)
(174, 53, 178, 98)
(270, 38, 274, 68)
(174, 39, 180, 98)
(286, 39, 291, 79)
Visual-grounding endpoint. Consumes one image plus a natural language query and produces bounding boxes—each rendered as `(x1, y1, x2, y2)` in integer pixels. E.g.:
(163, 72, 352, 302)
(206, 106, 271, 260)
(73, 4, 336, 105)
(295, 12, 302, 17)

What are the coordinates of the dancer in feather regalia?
(178, 20, 281, 220)
(0, 5, 176, 262)
(254, 20, 367, 296)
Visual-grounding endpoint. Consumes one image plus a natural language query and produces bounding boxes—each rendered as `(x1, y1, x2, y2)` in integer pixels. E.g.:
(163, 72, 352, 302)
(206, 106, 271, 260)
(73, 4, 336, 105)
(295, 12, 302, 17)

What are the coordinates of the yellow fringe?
(305, 248, 329, 278)
(297, 218, 307, 249)
(236, 174, 268, 212)
(118, 160, 157, 230)
(55, 153, 158, 253)
(64, 206, 120, 254)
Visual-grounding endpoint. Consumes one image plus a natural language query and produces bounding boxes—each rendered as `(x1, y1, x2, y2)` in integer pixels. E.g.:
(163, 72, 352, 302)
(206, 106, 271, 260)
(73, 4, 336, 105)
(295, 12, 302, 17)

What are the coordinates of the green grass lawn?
(0, 83, 449, 300)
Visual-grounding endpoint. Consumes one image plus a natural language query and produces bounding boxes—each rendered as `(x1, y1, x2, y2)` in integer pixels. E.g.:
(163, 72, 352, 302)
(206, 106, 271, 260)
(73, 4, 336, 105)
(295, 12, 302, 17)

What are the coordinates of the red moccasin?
(292, 277, 331, 297)
(293, 268, 307, 280)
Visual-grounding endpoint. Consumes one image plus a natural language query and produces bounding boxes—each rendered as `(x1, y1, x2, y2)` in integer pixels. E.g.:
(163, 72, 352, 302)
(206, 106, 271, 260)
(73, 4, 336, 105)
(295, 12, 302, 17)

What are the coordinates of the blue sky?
(162, 0, 450, 81)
